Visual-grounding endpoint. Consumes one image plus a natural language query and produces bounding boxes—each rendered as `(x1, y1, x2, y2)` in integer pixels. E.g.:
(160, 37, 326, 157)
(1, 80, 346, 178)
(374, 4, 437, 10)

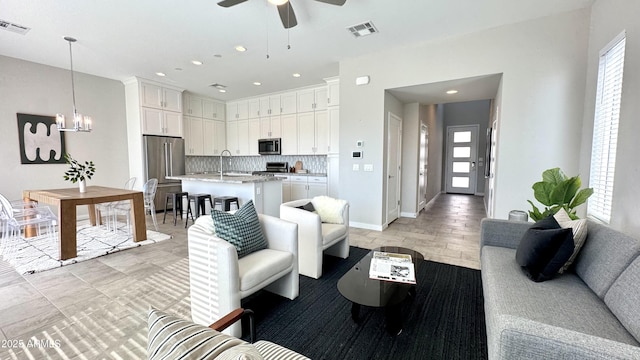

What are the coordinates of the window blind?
(588, 32, 626, 223)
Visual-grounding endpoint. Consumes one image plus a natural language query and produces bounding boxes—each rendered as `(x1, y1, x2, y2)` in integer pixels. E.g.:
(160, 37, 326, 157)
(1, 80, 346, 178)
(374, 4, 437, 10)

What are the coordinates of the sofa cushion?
(147, 307, 261, 360)
(295, 202, 316, 212)
(212, 200, 267, 258)
(321, 223, 347, 246)
(515, 216, 574, 282)
(553, 209, 588, 273)
(482, 246, 640, 346)
(605, 256, 640, 342)
(194, 215, 216, 235)
(574, 221, 640, 298)
(254, 341, 310, 360)
(239, 249, 294, 294)
(311, 196, 347, 224)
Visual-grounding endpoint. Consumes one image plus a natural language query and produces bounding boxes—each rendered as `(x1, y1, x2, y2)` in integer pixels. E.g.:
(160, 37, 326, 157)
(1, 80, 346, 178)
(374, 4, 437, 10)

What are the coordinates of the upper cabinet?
(227, 101, 249, 120)
(202, 99, 225, 120)
(297, 87, 328, 113)
(326, 77, 339, 107)
(141, 81, 182, 113)
(281, 92, 297, 114)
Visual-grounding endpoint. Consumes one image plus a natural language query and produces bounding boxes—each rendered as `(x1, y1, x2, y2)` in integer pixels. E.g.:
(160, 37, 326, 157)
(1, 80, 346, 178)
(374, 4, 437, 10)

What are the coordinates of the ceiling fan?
(217, 0, 346, 29)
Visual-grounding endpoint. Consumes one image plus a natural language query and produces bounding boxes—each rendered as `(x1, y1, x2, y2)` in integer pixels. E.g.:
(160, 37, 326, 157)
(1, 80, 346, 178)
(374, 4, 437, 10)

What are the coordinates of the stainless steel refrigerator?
(144, 135, 185, 212)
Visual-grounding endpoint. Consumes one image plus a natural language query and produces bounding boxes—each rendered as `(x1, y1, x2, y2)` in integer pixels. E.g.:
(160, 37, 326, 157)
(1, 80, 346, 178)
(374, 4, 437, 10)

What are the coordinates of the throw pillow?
(148, 307, 263, 360)
(515, 215, 575, 282)
(553, 208, 588, 273)
(211, 200, 268, 258)
(311, 196, 348, 224)
(295, 202, 316, 212)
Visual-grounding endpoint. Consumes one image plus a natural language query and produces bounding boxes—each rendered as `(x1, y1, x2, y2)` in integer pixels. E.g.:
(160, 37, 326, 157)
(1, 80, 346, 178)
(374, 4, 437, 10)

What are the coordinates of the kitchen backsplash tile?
(186, 155, 327, 174)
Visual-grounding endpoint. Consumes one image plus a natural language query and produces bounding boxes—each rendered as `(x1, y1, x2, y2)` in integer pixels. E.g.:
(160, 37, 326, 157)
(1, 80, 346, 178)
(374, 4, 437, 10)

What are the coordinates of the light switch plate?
(353, 164, 360, 171)
(364, 164, 374, 172)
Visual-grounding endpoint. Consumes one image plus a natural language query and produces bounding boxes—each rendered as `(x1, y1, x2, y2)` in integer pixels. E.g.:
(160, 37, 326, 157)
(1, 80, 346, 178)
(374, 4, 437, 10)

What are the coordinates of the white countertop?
(167, 174, 283, 184)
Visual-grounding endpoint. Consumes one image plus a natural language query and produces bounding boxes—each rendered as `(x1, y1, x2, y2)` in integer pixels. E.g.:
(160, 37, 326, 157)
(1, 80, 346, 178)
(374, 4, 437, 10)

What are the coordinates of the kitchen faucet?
(219, 149, 232, 179)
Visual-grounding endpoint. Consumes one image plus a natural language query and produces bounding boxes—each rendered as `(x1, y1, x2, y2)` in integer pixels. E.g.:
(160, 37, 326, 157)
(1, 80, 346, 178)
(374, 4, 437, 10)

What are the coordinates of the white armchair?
(280, 198, 349, 279)
(188, 213, 299, 337)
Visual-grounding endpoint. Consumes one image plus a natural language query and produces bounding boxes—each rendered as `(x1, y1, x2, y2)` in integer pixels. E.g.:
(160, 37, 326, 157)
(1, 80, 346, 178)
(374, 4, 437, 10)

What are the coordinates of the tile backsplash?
(186, 155, 327, 174)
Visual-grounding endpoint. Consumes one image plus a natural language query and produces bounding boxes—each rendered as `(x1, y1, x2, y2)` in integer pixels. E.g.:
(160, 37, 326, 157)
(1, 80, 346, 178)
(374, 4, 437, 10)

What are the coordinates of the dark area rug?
(242, 246, 488, 360)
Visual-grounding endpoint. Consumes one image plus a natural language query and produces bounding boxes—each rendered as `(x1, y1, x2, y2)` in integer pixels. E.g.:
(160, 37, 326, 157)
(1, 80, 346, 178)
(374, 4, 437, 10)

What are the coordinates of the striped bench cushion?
(254, 341, 310, 360)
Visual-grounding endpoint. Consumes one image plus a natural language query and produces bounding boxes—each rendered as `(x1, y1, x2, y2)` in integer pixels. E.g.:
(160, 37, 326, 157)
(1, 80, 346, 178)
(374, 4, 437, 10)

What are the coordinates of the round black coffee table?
(337, 246, 424, 335)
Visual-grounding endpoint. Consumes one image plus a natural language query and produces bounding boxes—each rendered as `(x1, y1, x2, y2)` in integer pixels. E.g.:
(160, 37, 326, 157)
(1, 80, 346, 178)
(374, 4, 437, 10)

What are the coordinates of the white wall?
(425, 104, 444, 204)
(400, 103, 420, 217)
(0, 56, 129, 209)
(579, 0, 640, 237)
(339, 9, 590, 228)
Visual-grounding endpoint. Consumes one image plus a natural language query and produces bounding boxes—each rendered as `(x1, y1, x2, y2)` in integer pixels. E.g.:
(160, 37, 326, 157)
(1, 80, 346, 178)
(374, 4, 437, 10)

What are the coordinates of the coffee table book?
(368, 251, 417, 284)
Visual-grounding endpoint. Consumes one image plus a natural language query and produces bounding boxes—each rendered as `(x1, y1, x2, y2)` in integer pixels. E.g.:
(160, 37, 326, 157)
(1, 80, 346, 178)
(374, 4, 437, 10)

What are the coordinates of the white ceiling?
(1, 0, 593, 102)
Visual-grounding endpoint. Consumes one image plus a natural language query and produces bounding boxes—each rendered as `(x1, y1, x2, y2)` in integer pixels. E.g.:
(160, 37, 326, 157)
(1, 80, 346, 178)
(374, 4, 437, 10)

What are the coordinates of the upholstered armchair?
(187, 213, 299, 337)
(280, 197, 349, 279)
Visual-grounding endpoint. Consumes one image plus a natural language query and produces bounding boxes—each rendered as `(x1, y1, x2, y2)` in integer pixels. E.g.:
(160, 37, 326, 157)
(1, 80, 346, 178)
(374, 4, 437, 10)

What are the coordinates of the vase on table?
(79, 179, 86, 193)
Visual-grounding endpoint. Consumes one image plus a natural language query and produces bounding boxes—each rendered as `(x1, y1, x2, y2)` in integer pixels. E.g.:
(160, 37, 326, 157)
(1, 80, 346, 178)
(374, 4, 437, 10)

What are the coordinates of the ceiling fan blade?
(217, 0, 248, 8)
(313, 0, 346, 5)
(277, 2, 298, 29)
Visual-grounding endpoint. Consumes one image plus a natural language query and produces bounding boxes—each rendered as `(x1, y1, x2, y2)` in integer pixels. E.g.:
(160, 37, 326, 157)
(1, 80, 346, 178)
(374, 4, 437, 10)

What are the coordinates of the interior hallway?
(0, 193, 485, 358)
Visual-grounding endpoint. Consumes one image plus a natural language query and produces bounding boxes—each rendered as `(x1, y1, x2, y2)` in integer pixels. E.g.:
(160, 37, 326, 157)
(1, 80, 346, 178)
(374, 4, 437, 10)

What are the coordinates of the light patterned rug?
(0, 220, 171, 275)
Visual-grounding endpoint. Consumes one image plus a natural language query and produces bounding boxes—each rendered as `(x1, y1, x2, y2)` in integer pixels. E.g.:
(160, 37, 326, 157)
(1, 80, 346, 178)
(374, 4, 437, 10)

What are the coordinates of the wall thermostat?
(352, 151, 363, 158)
(356, 140, 364, 147)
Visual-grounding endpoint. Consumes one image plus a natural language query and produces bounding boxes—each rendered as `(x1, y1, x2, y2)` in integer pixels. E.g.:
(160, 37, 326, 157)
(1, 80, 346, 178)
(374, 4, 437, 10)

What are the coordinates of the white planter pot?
(79, 179, 86, 193)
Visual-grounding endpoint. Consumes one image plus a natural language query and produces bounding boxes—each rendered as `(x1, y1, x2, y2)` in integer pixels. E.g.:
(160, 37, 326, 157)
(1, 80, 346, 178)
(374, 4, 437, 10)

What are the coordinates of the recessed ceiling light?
(268, 0, 288, 5)
(156, 72, 166, 77)
(219, 89, 227, 93)
(446, 90, 459, 94)
(253, 82, 262, 86)
(293, 73, 301, 78)
(235, 45, 247, 52)
(191, 60, 203, 65)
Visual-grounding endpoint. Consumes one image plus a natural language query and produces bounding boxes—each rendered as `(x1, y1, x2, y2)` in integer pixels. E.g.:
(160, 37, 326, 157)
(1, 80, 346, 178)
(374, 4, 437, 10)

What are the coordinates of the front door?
(445, 125, 479, 194)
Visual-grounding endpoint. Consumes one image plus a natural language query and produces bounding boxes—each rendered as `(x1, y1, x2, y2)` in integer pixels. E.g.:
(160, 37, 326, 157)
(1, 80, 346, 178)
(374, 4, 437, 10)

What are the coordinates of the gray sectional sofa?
(480, 218, 640, 359)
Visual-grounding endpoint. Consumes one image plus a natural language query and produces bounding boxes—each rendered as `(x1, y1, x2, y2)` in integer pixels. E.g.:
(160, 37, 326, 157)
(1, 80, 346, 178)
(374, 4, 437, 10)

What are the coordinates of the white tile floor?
(0, 193, 485, 359)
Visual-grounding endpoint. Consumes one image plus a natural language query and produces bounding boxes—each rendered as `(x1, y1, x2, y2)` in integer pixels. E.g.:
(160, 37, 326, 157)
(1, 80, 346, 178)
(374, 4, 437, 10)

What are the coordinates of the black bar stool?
(185, 193, 214, 228)
(163, 191, 188, 226)
(213, 196, 240, 211)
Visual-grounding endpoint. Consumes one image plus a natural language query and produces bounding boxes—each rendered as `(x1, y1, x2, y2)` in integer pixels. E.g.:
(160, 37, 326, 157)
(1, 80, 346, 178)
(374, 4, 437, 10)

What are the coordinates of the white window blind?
(588, 32, 626, 223)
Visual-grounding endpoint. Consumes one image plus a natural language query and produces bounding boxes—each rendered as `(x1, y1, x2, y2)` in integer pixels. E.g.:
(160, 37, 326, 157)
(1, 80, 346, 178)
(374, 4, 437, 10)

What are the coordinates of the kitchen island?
(166, 174, 283, 217)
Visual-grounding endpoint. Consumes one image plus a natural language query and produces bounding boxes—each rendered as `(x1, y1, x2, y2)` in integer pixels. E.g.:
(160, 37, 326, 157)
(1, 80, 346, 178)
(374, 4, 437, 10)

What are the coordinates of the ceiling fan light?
(268, 0, 288, 5)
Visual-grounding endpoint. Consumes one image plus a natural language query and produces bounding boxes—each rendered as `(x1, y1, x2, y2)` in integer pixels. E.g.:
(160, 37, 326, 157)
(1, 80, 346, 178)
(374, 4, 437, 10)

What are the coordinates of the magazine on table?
(369, 251, 416, 284)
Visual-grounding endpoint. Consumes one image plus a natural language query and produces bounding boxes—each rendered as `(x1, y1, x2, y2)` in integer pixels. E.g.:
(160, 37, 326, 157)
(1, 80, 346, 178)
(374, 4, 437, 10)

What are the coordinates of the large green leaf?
(533, 181, 555, 206)
(527, 200, 543, 221)
(549, 176, 580, 204)
(542, 168, 566, 186)
(569, 187, 594, 208)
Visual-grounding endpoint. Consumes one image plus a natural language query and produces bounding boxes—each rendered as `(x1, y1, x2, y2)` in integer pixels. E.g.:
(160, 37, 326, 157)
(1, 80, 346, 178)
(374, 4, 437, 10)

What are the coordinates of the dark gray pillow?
(211, 200, 267, 258)
(515, 215, 574, 282)
(295, 202, 315, 212)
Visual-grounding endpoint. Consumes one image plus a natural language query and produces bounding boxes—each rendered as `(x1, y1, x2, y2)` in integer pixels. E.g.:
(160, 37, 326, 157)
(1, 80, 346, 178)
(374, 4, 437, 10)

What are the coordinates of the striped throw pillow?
(211, 200, 268, 258)
(147, 308, 263, 359)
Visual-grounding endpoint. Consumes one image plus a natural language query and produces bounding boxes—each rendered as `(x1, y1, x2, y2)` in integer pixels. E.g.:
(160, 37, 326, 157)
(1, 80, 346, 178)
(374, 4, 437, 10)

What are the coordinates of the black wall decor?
(17, 113, 66, 164)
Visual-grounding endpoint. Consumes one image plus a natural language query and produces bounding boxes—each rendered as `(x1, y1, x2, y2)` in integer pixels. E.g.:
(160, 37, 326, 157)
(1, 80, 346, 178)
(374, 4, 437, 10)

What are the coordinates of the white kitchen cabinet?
(307, 176, 328, 198)
(237, 120, 250, 155)
(275, 175, 291, 202)
(226, 120, 239, 155)
(227, 101, 249, 120)
(202, 98, 225, 120)
(287, 175, 327, 201)
(297, 110, 328, 155)
(327, 78, 340, 107)
(248, 98, 261, 118)
(260, 116, 281, 139)
(185, 95, 203, 117)
(142, 107, 183, 137)
(248, 119, 260, 155)
(280, 114, 298, 155)
(184, 116, 204, 155)
(328, 107, 339, 154)
(297, 87, 328, 113)
(141, 81, 182, 112)
(203, 119, 225, 156)
(259, 96, 281, 116)
(280, 92, 297, 114)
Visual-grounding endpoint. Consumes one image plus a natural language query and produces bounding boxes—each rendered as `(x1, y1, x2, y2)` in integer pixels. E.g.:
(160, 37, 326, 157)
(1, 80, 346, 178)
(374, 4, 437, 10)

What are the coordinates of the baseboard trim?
(349, 221, 385, 231)
(400, 212, 418, 218)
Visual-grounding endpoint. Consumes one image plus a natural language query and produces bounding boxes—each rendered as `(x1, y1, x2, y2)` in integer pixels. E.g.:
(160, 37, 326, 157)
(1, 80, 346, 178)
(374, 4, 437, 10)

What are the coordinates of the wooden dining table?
(23, 186, 147, 260)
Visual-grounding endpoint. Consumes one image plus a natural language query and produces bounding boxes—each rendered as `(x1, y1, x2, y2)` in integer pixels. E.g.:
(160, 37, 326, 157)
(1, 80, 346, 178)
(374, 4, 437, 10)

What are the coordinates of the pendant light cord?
(68, 39, 78, 115)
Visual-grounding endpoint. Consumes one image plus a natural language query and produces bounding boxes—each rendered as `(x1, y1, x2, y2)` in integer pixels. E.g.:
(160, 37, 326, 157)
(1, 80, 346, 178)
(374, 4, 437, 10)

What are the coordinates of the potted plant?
(527, 167, 593, 221)
(63, 154, 96, 193)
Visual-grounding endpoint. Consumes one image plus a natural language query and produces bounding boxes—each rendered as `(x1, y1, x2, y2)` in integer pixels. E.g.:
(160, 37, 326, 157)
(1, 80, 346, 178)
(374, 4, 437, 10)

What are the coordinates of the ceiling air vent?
(347, 21, 378, 38)
(0, 19, 31, 35)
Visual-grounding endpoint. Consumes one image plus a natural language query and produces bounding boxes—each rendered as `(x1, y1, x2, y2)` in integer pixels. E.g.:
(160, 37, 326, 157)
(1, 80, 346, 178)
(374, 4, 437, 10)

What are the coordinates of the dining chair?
(0, 193, 58, 252)
(143, 178, 159, 231)
(98, 177, 137, 233)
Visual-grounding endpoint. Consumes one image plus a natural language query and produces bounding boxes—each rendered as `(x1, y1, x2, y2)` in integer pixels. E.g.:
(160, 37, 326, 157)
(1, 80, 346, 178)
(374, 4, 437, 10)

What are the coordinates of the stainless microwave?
(258, 138, 281, 155)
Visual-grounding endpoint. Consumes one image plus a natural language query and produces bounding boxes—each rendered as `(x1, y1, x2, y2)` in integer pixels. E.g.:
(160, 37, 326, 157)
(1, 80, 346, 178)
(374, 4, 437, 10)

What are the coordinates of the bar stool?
(185, 193, 214, 228)
(163, 191, 188, 226)
(213, 196, 240, 212)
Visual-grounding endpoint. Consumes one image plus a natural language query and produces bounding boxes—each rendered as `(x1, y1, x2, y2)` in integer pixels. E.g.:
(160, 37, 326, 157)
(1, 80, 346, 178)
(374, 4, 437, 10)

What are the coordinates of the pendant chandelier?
(56, 36, 92, 132)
